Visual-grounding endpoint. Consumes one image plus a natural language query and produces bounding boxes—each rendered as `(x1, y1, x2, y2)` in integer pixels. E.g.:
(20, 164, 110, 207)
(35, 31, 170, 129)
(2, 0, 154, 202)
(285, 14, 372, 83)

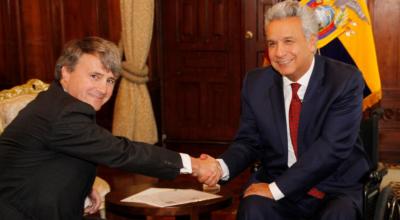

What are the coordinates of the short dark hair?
(54, 36, 122, 80)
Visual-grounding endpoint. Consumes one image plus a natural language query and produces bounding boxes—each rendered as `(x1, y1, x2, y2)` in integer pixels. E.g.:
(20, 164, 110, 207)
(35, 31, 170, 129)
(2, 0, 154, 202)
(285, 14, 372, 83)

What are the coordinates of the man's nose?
(275, 43, 285, 57)
(96, 80, 108, 94)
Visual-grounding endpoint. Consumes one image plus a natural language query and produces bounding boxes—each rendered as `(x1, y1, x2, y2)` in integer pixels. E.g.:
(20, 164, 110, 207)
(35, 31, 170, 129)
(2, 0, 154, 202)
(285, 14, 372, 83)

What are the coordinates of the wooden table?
(105, 180, 232, 220)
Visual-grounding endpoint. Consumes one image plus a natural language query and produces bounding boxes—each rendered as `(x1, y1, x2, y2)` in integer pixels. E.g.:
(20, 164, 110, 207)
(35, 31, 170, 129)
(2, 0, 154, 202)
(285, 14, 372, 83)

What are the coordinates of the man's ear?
(60, 66, 70, 81)
(60, 66, 71, 88)
(308, 34, 318, 53)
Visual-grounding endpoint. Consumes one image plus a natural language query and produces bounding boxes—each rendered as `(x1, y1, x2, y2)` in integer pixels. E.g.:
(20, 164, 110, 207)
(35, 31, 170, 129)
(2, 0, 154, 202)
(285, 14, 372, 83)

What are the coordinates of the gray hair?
(54, 36, 122, 80)
(264, 0, 319, 41)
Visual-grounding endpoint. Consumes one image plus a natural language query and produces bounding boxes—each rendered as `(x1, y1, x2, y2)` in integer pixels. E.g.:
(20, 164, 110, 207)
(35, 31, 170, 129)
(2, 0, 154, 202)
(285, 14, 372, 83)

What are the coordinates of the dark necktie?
(289, 83, 325, 199)
(289, 83, 301, 157)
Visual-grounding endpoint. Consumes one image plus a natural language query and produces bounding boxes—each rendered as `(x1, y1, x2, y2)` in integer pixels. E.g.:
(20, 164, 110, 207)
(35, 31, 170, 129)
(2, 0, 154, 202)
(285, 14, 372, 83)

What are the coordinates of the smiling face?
(60, 54, 116, 111)
(266, 16, 317, 81)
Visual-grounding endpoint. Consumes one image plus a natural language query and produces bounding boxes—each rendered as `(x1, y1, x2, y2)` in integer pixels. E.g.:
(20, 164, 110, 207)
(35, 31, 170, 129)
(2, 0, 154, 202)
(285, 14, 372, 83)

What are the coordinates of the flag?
(300, 0, 382, 110)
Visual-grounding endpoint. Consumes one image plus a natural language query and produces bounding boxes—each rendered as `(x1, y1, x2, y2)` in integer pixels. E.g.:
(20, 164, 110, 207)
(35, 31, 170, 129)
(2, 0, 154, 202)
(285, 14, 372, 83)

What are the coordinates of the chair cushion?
(0, 94, 37, 133)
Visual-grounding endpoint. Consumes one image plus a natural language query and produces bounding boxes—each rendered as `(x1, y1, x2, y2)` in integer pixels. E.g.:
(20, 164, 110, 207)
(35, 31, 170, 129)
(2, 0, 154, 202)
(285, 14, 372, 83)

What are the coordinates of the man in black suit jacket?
(198, 1, 370, 219)
(0, 37, 220, 219)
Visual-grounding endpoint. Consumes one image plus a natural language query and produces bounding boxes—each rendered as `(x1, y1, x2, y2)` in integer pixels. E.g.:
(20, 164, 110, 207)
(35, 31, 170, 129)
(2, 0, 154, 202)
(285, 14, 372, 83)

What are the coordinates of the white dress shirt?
(179, 153, 192, 173)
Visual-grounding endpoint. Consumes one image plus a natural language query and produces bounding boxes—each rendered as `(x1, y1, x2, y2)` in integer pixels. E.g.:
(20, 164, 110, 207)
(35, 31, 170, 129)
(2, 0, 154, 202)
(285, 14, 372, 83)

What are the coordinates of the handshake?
(190, 154, 223, 187)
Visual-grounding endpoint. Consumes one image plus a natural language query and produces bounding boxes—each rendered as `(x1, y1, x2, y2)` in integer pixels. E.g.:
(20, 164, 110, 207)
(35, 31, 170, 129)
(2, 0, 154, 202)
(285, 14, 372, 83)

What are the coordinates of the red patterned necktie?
(289, 83, 301, 157)
(289, 83, 325, 199)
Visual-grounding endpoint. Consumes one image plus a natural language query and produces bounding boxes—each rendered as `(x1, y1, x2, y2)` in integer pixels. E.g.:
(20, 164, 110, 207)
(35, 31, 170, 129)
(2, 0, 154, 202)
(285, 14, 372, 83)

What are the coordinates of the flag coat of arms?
(300, 0, 382, 110)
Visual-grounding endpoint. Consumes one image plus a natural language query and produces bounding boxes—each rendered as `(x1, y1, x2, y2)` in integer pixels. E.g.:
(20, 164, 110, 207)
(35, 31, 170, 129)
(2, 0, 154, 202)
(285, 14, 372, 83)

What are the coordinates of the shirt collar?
(283, 57, 315, 91)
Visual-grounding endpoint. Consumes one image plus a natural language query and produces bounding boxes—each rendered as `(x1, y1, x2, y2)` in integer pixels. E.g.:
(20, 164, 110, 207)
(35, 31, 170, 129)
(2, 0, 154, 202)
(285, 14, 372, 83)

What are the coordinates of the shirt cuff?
(179, 153, 192, 174)
(217, 159, 230, 181)
(269, 182, 285, 200)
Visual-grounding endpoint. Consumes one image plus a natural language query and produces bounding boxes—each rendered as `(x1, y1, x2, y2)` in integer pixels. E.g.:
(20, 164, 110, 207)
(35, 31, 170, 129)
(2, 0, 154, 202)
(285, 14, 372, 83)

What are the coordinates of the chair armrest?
(363, 163, 389, 218)
(369, 163, 388, 185)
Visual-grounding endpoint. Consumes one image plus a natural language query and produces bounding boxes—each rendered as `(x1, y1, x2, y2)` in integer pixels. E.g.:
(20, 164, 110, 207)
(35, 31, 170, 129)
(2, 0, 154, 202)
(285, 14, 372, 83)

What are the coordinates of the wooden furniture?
(105, 180, 232, 220)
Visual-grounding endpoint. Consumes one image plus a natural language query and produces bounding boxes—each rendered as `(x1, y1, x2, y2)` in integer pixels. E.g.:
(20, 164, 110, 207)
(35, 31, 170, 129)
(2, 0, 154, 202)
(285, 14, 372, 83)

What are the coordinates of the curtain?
(112, 0, 158, 144)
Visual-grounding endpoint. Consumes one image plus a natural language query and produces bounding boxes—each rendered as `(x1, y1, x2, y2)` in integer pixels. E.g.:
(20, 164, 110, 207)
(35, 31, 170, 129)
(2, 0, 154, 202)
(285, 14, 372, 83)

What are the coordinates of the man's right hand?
(244, 183, 274, 199)
(191, 154, 222, 186)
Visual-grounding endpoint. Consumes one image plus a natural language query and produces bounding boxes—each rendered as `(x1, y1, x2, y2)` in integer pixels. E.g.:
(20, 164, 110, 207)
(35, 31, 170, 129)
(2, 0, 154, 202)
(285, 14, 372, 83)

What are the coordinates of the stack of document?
(121, 187, 222, 207)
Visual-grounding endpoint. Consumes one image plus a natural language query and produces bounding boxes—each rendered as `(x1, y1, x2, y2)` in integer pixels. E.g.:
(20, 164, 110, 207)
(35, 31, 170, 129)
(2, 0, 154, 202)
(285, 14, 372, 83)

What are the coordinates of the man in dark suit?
(0, 36, 220, 220)
(198, 1, 369, 219)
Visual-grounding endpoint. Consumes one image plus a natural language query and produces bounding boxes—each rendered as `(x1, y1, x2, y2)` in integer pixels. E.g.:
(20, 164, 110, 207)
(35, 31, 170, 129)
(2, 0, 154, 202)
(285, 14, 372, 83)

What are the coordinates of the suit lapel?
(268, 73, 288, 156)
(298, 55, 325, 155)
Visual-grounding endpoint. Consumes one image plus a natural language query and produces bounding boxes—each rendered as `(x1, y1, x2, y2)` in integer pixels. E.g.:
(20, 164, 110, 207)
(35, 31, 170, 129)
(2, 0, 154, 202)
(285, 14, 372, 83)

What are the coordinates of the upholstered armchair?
(0, 79, 48, 133)
(0, 79, 110, 218)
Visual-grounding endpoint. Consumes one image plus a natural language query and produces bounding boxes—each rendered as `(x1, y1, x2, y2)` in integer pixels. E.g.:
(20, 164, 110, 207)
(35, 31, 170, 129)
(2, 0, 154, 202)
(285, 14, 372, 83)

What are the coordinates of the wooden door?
(0, 0, 120, 89)
(369, 0, 400, 162)
(0, 0, 120, 129)
(161, 0, 241, 142)
(243, 0, 280, 74)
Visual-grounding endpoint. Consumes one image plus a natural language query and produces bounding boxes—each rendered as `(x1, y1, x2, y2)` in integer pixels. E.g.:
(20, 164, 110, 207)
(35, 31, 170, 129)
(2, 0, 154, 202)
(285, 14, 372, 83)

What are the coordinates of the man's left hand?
(243, 183, 274, 199)
(84, 188, 102, 215)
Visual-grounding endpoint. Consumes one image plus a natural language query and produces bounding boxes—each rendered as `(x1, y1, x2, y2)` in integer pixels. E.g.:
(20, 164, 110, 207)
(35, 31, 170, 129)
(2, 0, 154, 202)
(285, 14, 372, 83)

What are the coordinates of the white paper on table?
(121, 187, 222, 207)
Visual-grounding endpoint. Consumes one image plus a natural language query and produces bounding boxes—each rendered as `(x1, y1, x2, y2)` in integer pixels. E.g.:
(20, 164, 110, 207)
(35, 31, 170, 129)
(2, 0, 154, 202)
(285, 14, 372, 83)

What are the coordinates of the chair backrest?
(0, 79, 49, 133)
(359, 108, 384, 171)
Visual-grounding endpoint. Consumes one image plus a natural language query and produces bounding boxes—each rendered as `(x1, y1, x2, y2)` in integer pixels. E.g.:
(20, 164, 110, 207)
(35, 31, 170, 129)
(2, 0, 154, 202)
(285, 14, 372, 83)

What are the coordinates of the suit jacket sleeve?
(48, 102, 182, 180)
(220, 72, 265, 178)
